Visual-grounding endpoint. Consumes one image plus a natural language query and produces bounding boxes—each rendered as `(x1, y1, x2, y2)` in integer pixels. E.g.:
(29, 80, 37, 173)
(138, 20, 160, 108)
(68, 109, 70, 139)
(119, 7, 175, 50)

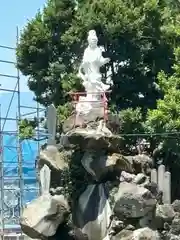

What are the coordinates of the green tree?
(16, 0, 180, 136)
(144, 47, 180, 199)
(16, 0, 180, 199)
(145, 47, 180, 155)
(17, 0, 179, 111)
(64, 0, 180, 110)
(17, 0, 81, 107)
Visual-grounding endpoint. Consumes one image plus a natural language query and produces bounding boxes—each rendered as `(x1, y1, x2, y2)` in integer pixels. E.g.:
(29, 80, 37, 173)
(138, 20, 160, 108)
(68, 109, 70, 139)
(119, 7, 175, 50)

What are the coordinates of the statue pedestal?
(69, 91, 110, 125)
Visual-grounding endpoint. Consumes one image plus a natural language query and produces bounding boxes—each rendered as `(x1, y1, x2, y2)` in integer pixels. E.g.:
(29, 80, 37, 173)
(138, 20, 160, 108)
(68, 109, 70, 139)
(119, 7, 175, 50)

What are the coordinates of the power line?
(118, 132, 180, 137)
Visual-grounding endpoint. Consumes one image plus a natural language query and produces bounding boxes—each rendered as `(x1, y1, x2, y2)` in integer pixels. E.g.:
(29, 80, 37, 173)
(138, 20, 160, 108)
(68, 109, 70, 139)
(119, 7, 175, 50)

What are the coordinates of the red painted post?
(68, 91, 110, 127)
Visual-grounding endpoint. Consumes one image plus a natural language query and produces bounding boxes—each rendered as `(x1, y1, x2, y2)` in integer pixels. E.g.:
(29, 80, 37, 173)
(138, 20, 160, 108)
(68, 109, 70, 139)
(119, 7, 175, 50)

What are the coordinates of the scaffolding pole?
(0, 32, 22, 233)
(16, 114, 23, 218)
(0, 27, 45, 237)
(16, 27, 23, 218)
(0, 105, 5, 240)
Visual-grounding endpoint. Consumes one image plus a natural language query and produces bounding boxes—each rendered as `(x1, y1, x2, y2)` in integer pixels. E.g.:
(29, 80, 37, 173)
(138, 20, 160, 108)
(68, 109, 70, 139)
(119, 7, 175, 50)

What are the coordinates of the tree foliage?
(145, 48, 180, 156)
(19, 119, 38, 140)
(17, 0, 180, 110)
(16, 0, 180, 198)
(17, 0, 79, 107)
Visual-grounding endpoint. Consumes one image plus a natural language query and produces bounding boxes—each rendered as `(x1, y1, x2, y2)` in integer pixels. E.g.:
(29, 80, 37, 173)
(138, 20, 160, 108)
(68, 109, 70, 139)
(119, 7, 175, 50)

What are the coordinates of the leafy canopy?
(145, 48, 180, 154)
(16, 0, 180, 199)
(17, 0, 179, 109)
(17, 0, 180, 142)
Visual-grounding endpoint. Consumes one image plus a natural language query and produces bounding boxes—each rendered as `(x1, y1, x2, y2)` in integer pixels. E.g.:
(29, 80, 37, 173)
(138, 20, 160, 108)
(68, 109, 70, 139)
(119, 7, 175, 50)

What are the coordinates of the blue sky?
(0, 0, 46, 131)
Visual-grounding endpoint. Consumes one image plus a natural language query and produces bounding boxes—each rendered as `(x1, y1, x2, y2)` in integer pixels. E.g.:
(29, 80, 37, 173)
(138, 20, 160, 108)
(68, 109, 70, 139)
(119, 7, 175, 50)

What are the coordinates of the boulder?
(133, 227, 160, 239)
(20, 194, 70, 238)
(139, 211, 154, 228)
(106, 154, 134, 174)
(114, 182, 156, 219)
(62, 109, 122, 134)
(112, 230, 133, 240)
(39, 145, 69, 171)
(133, 173, 146, 184)
(144, 182, 159, 197)
(50, 186, 64, 196)
(164, 233, 180, 240)
(81, 152, 133, 181)
(54, 224, 89, 240)
(155, 204, 175, 229)
(170, 214, 180, 235)
(109, 217, 124, 236)
(120, 171, 135, 182)
(172, 200, 180, 213)
(132, 154, 153, 175)
(64, 127, 124, 152)
(62, 107, 105, 133)
(38, 145, 70, 188)
(125, 225, 135, 231)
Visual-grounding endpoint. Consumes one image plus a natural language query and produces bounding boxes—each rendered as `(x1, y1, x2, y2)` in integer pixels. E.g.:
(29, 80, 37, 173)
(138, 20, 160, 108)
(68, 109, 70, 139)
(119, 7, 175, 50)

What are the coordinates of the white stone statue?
(76, 30, 111, 114)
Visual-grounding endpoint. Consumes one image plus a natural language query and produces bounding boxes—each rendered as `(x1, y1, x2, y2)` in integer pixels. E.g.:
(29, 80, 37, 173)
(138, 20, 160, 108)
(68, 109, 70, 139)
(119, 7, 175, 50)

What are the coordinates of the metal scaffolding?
(0, 27, 45, 238)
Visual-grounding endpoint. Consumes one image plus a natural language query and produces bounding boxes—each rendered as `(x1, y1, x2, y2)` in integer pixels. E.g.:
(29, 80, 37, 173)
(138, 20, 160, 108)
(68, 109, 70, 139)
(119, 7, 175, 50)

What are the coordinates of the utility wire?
(118, 132, 180, 137)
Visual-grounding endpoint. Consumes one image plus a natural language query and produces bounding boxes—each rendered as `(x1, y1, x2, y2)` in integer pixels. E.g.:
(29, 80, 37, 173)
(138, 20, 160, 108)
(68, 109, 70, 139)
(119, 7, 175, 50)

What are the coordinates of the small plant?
(18, 118, 38, 140)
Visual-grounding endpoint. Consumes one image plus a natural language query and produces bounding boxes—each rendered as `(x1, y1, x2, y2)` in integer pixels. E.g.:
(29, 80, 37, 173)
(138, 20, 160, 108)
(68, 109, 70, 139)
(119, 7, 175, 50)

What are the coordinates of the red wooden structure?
(68, 91, 111, 125)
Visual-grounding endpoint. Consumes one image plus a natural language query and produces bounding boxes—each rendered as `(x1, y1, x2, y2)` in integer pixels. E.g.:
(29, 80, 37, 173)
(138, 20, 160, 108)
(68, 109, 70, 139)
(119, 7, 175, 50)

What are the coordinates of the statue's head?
(87, 30, 98, 48)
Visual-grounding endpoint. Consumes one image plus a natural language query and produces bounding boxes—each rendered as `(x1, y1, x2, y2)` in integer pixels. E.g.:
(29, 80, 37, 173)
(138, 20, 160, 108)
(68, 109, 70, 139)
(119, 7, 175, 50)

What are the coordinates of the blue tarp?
(1, 135, 41, 229)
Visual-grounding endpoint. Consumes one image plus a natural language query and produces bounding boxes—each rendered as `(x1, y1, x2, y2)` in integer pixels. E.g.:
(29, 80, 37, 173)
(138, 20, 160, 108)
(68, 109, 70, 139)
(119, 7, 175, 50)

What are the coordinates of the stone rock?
(139, 176, 151, 188)
(20, 194, 70, 238)
(72, 227, 89, 240)
(108, 185, 119, 206)
(53, 223, 89, 240)
(170, 214, 180, 235)
(107, 154, 134, 175)
(64, 127, 124, 152)
(111, 230, 133, 240)
(133, 173, 146, 184)
(144, 182, 163, 205)
(114, 182, 156, 219)
(172, 200, 180, 213)
(144, 182, 159, 196)
(164, 233, 180, 240)
(133, 227, 160, 239)
(56, 224, 89, 240)
(170, 235, 180, 240)
(39, 145, 69, 171)
(38, 145, 71, 188)
(110, 218, 124, 236)
(156, 204, 175, 221)
(139, 211, 154, 228)
(62, 110, 122, 135)
(62, 107, 105, 133)
(50, 187, 64, 196)
(125, 225, 135, 231)
(120, 171, 135, 182)
(155, 204, 175, 229)
(132, 154, 153, 175)
(81, 152, 133, 181)
(164, 222, 171, 231)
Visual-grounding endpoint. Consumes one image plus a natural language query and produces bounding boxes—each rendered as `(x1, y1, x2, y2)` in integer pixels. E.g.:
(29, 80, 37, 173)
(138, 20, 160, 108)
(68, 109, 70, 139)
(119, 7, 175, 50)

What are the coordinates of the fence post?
(47, 104, 57, 145)
(40, 164, 51, 195)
